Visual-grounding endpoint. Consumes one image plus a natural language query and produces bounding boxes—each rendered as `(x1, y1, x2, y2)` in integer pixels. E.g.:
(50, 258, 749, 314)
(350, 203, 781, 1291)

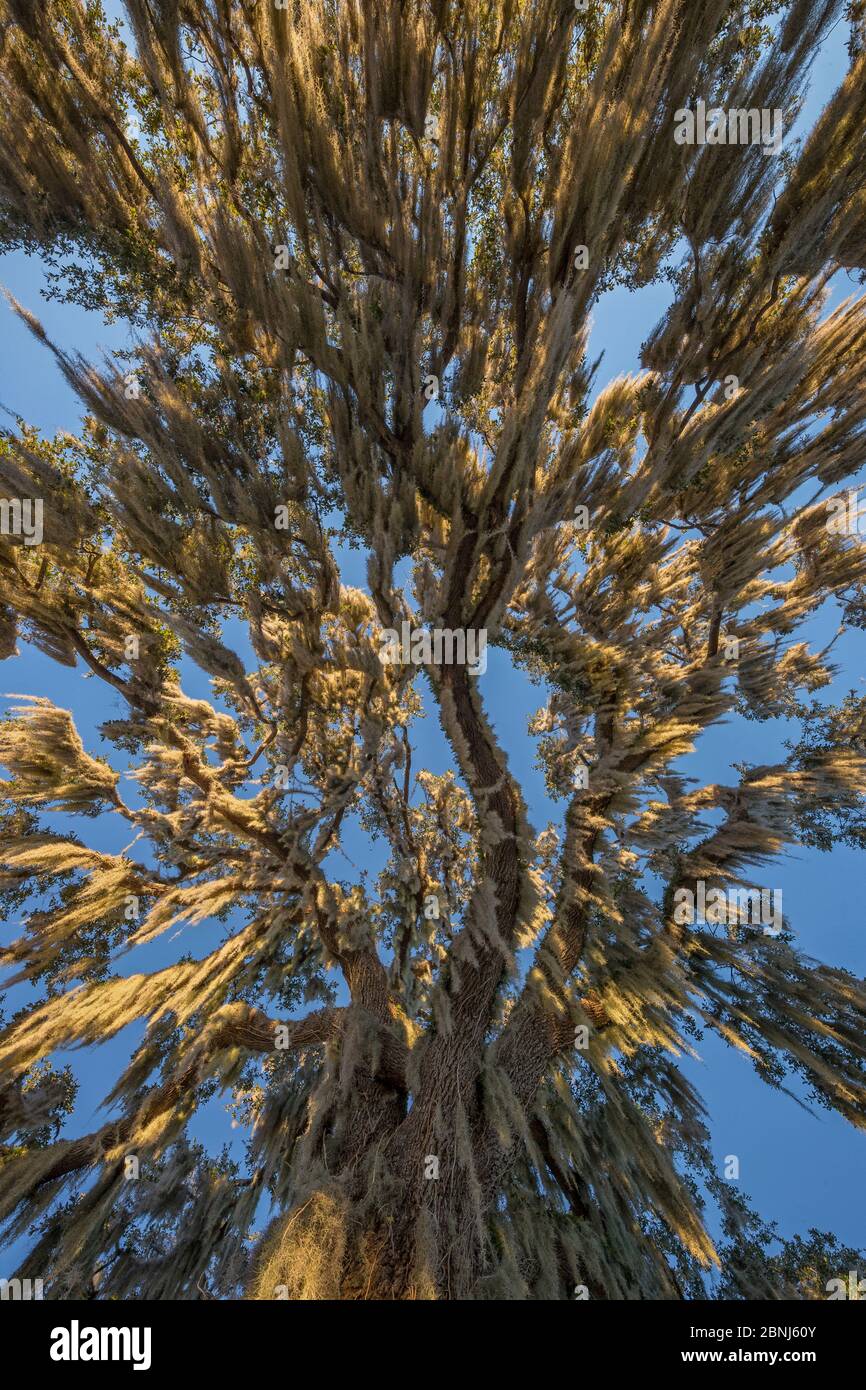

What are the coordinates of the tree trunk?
(248, 1046, 508, 1300)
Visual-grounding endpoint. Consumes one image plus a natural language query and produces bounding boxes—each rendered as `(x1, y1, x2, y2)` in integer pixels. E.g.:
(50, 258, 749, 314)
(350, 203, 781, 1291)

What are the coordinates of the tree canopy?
(0, 0, 865, 1300)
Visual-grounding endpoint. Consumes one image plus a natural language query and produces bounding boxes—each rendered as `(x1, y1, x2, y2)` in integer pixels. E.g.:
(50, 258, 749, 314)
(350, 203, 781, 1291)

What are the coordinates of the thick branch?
(0, 1004, 408, 1213)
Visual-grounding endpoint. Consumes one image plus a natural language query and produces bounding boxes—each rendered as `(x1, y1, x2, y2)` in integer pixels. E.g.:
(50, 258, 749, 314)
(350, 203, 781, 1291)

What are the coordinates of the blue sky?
(1, 11, 863, 1281)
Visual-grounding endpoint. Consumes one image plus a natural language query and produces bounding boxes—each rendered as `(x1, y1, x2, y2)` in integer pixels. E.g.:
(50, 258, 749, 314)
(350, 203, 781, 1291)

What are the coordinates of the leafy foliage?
(0, 0, 865, 1299)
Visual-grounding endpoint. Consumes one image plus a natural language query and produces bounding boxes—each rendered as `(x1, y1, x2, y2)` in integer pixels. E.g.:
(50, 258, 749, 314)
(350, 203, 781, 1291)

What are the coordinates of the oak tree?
(1, 0, 866, 1299)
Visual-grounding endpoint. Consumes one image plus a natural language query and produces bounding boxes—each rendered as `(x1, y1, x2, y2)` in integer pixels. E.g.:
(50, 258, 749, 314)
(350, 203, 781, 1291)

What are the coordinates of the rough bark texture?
(2, 0, 866, 1302)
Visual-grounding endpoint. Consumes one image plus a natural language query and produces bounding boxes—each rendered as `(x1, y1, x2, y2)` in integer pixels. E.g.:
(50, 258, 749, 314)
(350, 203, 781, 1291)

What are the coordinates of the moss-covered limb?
(0, 1003, 408, 1224)
(424, 661, 533, 1037)
(2, 0, 866, 1299)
